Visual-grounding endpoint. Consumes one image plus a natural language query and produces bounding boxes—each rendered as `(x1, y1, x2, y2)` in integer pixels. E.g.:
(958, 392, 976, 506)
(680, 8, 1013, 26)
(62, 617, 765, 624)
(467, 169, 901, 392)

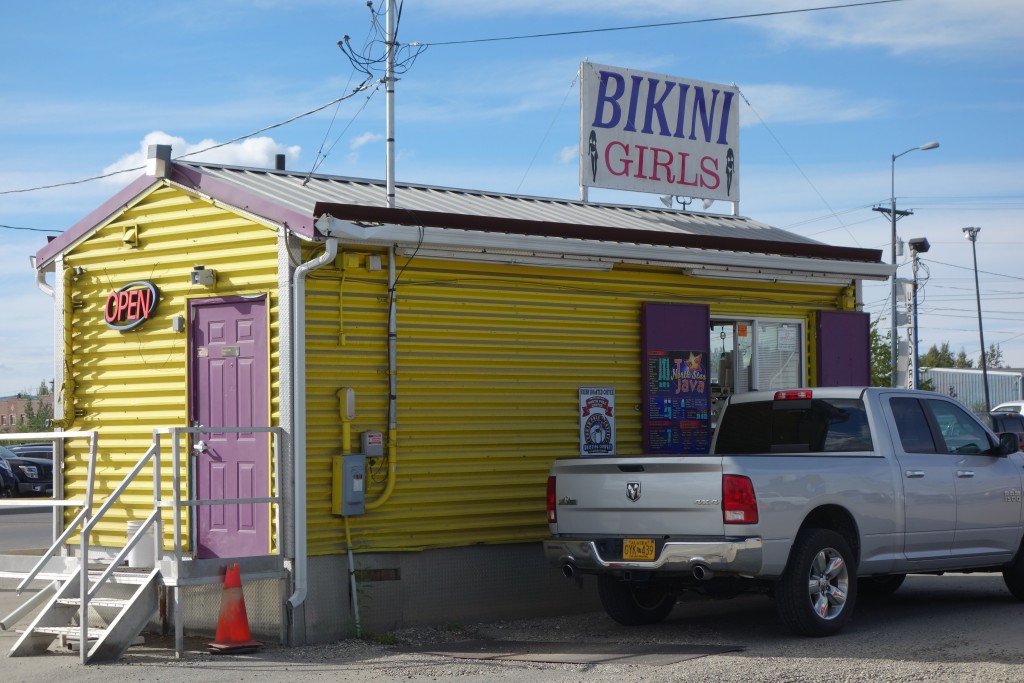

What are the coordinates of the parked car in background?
(0, 457, 17, 498)
(986, 412, 1024, 450)
(0, 445, 53, 497)
(992, 401, 1024, 414)
(8, 442, 54, 460)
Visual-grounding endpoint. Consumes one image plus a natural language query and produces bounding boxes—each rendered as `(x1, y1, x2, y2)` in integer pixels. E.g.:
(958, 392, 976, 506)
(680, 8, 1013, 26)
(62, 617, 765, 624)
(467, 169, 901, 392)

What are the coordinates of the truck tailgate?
(552, 456, 726, 536)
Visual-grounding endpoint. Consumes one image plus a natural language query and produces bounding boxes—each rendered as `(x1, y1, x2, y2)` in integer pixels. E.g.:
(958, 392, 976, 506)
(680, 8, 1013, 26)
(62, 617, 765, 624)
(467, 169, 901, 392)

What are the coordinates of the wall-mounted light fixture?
(191, 265, 216, 287)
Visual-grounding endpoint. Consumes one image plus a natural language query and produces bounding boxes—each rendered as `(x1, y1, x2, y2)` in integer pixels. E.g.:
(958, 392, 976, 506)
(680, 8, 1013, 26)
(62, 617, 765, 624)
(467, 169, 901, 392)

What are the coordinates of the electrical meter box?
(360, 431, 384, 458)
(332, 454, 366, 516)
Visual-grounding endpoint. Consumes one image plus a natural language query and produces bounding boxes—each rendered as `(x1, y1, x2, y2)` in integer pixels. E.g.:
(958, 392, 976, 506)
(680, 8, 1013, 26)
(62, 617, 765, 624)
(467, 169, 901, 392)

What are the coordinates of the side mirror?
(996, 432, 1020, 456)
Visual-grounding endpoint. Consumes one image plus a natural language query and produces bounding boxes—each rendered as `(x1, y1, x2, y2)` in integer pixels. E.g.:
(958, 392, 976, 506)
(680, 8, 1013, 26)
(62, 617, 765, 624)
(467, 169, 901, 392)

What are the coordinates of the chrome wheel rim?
(806, 547, 849, 621)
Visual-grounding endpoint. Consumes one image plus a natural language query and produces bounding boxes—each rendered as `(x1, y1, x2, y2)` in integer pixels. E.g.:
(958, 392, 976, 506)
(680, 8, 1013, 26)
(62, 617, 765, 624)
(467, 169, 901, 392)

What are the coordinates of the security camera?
(908, 237, 930, 253)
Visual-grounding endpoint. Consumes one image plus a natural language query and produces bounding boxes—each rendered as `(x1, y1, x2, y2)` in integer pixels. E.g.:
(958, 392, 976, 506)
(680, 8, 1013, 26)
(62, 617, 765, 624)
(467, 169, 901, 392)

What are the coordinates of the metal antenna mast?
(385, 0, 396, 208)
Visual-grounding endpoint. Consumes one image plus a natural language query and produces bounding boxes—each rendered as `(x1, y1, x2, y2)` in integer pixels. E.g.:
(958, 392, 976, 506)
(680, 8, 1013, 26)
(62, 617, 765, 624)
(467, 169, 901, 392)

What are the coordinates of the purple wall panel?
(816, 310, 871, 387)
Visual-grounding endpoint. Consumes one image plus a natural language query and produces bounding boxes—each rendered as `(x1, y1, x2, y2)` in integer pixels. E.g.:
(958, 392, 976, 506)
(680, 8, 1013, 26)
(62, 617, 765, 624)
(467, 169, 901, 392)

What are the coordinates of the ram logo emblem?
(626, 482, 641, 502)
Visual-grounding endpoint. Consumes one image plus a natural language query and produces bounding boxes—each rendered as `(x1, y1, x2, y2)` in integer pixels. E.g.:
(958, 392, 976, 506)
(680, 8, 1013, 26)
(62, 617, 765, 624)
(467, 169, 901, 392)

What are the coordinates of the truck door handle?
(905, 470, 925, 478)
(956, 470, 975, 478)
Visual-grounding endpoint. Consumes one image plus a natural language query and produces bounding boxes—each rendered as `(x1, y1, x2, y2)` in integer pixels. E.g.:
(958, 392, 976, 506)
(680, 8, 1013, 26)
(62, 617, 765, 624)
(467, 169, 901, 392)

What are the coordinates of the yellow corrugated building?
(28, 146, 891, 644)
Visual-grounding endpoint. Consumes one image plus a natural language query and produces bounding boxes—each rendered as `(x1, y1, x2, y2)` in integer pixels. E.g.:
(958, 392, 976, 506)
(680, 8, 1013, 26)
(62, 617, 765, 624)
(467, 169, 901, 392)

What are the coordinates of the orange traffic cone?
(208, 563, 262, 653)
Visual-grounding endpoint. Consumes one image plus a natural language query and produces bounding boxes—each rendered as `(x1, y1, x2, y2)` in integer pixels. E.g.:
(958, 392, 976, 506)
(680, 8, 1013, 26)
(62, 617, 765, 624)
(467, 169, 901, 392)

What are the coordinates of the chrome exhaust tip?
(692, 563, 713, 581)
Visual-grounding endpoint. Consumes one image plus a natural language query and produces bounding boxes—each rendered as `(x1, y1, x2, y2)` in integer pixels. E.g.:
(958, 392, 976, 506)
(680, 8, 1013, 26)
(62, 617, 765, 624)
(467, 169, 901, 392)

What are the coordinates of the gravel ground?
(5, 573, 1024, 682)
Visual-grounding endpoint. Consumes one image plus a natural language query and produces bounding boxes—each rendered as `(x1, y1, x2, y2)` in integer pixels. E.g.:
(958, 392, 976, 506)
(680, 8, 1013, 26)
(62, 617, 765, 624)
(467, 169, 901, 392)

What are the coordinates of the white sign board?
(579, 386, 615, 456)
(580, 62, 740, 203)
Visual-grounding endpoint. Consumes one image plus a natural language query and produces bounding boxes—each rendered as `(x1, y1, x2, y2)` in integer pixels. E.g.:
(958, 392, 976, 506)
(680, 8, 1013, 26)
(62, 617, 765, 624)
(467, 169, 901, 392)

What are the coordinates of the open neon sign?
(104, 281, 159, 331)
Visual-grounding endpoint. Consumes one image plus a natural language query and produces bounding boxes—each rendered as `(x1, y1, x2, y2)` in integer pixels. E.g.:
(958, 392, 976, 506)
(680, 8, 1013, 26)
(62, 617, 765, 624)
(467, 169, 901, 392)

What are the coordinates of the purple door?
(190, 297, 270, 559)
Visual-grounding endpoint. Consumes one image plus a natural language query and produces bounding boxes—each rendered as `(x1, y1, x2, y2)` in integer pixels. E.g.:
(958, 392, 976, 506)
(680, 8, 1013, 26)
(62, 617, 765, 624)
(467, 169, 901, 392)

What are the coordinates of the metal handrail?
(158, 426, 284, 564)
(3, 426, 283, 663)
(0, 431, 98, 593)
(77, 438, 160, 662)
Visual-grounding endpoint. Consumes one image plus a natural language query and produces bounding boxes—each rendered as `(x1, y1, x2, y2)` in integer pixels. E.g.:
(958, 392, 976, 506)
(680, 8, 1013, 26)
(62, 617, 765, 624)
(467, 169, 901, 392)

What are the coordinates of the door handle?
(956, 470, 975, 478)
(905, 470, 925, 478)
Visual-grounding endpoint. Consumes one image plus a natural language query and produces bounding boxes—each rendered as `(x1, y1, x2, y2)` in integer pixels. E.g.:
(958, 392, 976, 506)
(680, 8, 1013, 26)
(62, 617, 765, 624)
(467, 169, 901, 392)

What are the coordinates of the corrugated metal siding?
(305, 251, 849, 554)
(920, 367, 1024, 413)
(60, 184, 281, 550)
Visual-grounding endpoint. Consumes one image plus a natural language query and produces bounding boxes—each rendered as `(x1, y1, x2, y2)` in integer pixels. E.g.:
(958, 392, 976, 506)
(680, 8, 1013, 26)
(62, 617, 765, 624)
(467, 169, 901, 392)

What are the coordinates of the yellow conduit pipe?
(365, 245, 399, 511)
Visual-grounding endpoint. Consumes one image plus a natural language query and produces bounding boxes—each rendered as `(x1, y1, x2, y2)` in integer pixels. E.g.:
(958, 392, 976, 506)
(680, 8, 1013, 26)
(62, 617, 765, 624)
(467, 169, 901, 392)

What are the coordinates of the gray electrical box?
(361, 431, 384, 458)
(332, 454, 366, 516)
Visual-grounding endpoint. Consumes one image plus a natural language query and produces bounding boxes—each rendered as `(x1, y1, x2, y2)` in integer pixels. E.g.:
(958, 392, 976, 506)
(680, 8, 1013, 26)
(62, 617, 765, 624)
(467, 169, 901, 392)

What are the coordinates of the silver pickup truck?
(544, 387, 1024, 636)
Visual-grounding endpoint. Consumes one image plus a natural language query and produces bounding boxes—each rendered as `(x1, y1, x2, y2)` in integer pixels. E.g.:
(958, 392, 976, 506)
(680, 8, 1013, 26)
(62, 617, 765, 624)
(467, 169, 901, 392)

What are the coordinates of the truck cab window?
(889, 397, 940, 454)
(925, 399, 992, 455)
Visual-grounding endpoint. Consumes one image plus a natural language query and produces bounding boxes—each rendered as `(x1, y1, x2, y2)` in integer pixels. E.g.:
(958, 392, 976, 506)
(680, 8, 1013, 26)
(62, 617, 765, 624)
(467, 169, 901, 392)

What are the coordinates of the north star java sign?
(580, 62, 739, 203)
(103, 281, 159, 331)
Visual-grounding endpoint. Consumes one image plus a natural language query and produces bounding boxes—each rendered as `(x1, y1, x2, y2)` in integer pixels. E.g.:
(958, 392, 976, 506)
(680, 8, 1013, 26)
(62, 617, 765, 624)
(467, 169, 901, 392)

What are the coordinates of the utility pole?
(872, 204, 913, 387)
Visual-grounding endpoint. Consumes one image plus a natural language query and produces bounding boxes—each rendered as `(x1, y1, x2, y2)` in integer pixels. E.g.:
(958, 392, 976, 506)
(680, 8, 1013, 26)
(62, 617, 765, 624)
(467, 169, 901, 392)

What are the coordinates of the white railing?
(0, 431, 98, 587)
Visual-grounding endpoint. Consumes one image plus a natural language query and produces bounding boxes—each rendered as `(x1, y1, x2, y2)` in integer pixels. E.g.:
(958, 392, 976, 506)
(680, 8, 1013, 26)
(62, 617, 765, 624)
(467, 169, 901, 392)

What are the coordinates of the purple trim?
(35, 175, 158, 266)
(35, 165, 318, 268)
(171, 165, 315, 239)
(313, 202, 884, 264)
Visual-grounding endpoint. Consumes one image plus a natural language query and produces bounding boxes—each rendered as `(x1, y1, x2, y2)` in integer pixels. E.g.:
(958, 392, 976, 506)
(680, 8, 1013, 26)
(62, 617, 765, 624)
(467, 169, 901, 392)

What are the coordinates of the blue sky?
(2, 0, 1023, 396)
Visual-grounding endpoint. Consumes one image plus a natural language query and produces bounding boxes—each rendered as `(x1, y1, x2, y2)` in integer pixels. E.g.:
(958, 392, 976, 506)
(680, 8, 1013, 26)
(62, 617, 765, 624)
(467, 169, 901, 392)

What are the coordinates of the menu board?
(641, 303, 711, 455)
(645, 350, 711, 454)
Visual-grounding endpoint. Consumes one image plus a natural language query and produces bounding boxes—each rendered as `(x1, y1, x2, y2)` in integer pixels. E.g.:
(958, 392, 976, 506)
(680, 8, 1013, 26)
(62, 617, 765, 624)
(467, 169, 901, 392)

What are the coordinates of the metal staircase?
(2, 427, 286, 664)
(9, 565, 161, 662)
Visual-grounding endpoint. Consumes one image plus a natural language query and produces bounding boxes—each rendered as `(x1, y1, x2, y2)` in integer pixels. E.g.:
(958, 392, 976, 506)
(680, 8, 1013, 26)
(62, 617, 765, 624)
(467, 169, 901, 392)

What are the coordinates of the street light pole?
(882, 142, 939, 388)
(964, 227, 991, 412)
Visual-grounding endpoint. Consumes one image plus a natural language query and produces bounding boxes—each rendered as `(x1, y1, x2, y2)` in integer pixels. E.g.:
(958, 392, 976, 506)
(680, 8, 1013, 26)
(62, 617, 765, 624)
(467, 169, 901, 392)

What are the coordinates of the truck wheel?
(776, 528, 857, 637)
(859, 574, 905, 597)
(596, 575, 676, 626)
(1002, 546, 1024, 600)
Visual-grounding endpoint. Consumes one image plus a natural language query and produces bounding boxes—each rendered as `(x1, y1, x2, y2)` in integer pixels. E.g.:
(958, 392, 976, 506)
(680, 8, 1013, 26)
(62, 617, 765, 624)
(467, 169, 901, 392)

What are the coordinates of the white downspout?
(288, 236, 338, 610)
(34, 261, 54, 298)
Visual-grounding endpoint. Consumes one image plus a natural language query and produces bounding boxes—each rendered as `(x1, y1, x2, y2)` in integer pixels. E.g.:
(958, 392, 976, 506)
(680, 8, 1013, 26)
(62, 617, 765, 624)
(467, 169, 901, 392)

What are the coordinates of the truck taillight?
(723, 474, 758, 524)
(546, 476, 557, 523)
(774, 389, 812, 401)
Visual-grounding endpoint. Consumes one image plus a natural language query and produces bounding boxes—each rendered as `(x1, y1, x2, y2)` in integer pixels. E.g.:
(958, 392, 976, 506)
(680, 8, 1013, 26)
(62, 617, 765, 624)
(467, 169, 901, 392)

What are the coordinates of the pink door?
(190, 297, 270, 558)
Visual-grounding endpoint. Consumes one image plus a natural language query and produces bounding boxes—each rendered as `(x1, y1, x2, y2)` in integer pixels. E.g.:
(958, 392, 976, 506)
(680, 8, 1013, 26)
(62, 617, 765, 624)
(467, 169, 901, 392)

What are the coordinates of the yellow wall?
(59, 184, 281, 549)
(54, 183, 855, 558)
(304, 250, 852, 555)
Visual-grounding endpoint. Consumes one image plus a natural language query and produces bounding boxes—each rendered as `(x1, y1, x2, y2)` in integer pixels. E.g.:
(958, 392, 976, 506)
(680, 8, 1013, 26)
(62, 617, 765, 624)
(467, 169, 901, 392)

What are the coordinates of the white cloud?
(101, 132, 301, 181)
(350, 132, 383, 150)
(419, 0, 1024, 54)
(737, 84, 887, 125)
(746, 0, 1024, 54)
(559, 146, 578, 164)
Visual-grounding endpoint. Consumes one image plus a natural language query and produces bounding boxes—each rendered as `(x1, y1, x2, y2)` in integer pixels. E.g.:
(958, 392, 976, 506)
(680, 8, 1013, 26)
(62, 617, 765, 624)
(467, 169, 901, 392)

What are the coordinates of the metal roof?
(37, 160, 887, 278)
(176, 161, 822, 245)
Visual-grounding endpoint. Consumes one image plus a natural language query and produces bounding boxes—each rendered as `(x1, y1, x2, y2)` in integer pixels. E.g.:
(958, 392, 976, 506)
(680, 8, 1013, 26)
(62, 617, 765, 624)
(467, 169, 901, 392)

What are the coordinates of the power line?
(425, 1, 907, 46)
(0, 223, 60, 234)
(0, 88, 374, 199)
(924, 257, 1024, 282)
(736, 87, 862, 247)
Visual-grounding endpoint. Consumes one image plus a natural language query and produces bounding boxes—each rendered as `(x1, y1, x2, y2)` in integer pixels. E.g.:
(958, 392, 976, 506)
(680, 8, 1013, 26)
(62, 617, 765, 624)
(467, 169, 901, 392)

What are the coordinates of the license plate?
(622, 538, 656, 561)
